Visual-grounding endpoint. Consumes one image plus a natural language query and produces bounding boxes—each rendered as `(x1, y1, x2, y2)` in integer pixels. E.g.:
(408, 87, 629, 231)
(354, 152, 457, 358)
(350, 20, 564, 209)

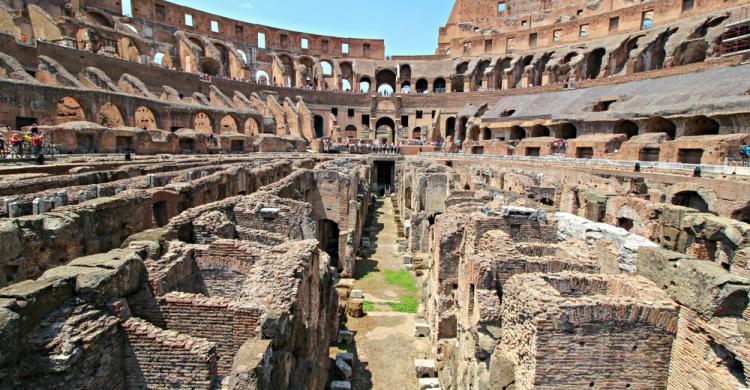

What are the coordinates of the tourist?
(10, 133, 21, 157)
(22, 132, 32, 157)
(31, 133, 42, 156)
(30, 123, 39, 135)
(0, 133, 5, 159)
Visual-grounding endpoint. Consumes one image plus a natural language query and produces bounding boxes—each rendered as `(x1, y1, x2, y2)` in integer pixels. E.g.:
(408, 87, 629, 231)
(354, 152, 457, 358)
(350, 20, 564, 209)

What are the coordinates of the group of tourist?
(0, 124, 45, 160)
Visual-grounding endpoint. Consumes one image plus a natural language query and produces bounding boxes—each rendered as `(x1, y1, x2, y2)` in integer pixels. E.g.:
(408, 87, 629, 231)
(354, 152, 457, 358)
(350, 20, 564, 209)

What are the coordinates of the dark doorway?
(116, 136, 134, 152)
(180, 139, 195, 154)
(576, 147, 594, 159)
(319, 219, 340, 268)
(678, 148, 703, 164)
(639, 147, 660, 161)
(76, 134, 95, 153)
(152, 201, 168, 227)
(231, 140, 244, 152)
(672, 191, 709, 212)
(617, 217, 634, 232)
(314, 115, 324, 138)
(374, 160, 395, 195)
(526, 147, 541, 156)
(15, 117, 36, 130)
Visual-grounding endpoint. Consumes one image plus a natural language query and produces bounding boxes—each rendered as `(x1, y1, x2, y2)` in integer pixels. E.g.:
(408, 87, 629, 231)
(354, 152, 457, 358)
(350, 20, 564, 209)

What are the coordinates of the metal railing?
(418, 152, 750, 176)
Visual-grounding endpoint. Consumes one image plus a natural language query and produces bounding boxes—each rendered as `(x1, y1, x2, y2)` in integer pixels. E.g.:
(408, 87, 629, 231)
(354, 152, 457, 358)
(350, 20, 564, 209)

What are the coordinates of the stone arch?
(614, 120, 639, 139)
(683, 115, 720, 137)
(314, 115, 324, 138)
(399, 64, 412, 82)
(219, 115, 238, 134)
(529, 125, 550, 137)
(646, 117, 676, 139)
(560, 123, 577, 139)
(510, 126, 526, 140)
(320, 60, 333, 77)
(344, 124, 358, 138)
(98, 102, 123, 128)
(255, 70, 270, 85)
(375, 117, 396, 143)
(194, 112, 213, 134)
(199, 57, 221, 76)
(400, 81, 411, 93)
(245, 118, 259, 135)
(359, 77, 372, 93)
(473, 59, 491, 90)
(376, 69, 396, 94)
(672, 190, 709, 212)
(56, 96, 86, 124)
(134, 106, 157, 129)
(446, 117, 456, 139)
(416, 79, 428, 93)
(153, 52, 166, 65)
(584, 48, 606, 80)
(278, 53, 296, 87)
(433, 78, 446, 93)
(412, 127, 422, 139)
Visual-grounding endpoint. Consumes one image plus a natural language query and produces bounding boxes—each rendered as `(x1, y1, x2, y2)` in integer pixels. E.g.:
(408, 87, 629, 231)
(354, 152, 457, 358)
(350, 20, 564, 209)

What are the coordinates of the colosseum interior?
(0, 0, 750, 389)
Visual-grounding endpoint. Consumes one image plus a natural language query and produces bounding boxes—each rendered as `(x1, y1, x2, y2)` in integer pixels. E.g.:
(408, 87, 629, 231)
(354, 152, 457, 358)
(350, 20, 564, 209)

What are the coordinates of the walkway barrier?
(418, 152, 750, 176)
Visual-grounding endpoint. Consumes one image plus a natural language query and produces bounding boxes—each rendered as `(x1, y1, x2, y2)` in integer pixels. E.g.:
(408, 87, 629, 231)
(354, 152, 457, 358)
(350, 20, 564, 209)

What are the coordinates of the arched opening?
(313, 115, 324, 138)
(560, 123, 577, 139)
(98, 103, 123, 128)
(237, 50, 248, 64)
(245, 118, 259, 136)
(399, 64, 412, 82)
(412, 127, 422, 139)
(88, 10, 113, 28)
(400, 81, 411, 94)
(342, 79, 352, 91)
(434, 78, 446, 93)
(482, 128, 492, 140)
(214, 43, 230, 74)
(458, 117, 469, 141)
(320, 60, 333, 77)
(255, 70, 270, 85)
(219, 115, 238, 134)
(647, 117, 676, 139)
(584, 48, 606, 80)
(416, 79, 428, 93)
(344, 125, 357, 138)
(56, 97, 85, 124)
(134, 106, 157, 129)
(683, 115, 720, 137)
(672, 191, 709, 212)
(153, 52, 166, 65)
(473, 60, 491, 90)
(318, 219, 340, 269)
(529, 125, 550, 137)
(376, 69, 396, 95)
(199, 57, 221, 76)
(278, 54, 296, 87)
(375, 117, 396, 144)
(614, 120, 639, 139)
(446, 117, 456, 139)
(377, 84, 394, 96)
(194, 112, 212, 134)
(359, 77, 371, 93)
(468, 125, 481, 141)
(510, 126, 526, 140)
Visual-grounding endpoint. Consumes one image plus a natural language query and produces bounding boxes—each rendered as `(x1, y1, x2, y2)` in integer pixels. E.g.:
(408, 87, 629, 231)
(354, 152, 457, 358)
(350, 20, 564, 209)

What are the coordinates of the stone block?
(335, 358, 352, 380)
(336, 352, 354, 366)
(418, 377, 440, 389)
(0, 307, 21, 365)
(330, 380, 351, 390)
(0, 277, 74, 326)
(347, 299, 364, 318)
(337, 330, 354, 344)
(414, 359, 437, 378)
(52, 191, 68, 208)
(403, 254, 413, 265)
(415, 322, 430, 337)
(637, 247, 749, 317)
(260, 208, 280, 218)
(404, 264, 414, 271)
(350, 289, 364, 299)
(32, 197, 53, 214)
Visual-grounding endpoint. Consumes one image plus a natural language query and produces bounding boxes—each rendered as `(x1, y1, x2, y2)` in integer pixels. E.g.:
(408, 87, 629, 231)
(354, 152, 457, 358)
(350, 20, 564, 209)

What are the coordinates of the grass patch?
(383, 269, 417, 293)
(363, 300, 375, 313)
(386, 296, 418, 313)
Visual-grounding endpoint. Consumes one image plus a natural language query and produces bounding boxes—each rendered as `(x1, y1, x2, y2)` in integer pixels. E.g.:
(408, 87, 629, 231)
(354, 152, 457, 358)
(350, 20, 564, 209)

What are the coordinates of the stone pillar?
(503, 74, 513, 89)
(541, 71, 551, 86)
(53, 191, 68, 208)
(32, 198, 53, 215)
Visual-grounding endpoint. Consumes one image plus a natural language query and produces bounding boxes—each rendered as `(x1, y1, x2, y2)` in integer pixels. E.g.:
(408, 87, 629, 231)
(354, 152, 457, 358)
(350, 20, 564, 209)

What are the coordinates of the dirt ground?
(342, 197, 430, 390)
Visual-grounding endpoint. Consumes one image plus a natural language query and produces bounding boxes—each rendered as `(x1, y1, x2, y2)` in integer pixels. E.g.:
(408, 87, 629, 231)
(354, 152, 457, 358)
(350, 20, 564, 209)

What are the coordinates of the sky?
(162, 0, 456, 56)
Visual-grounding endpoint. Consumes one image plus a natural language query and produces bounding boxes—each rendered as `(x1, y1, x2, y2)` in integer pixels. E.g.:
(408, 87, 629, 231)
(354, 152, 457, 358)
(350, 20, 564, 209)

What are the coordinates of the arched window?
(255, 70, 270, 85)
(614, 120, 639, 139)
(359, 78, 371, 93)
(153, 52, 165, 65)
(342, 79, 352, 91)
(321, 61, 333, 76)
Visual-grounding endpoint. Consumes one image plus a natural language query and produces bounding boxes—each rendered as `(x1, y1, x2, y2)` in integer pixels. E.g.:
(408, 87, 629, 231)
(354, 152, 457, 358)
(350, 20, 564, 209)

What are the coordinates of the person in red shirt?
(9, 133, 21, 157)
(31, 134, 42, 156)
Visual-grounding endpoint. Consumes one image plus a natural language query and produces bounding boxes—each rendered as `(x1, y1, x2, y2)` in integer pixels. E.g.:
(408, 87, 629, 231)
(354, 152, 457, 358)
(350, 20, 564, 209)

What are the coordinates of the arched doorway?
(614, 120, 639, 139)
(313, 115, 324, 138)
(342, 79, 352, 91)
(134, 106, 156, 129)
(400, 81, 411, 94)
(98, 102, 123, 128)
(375, 117, 396, 144)
(584, 48, 606, 80)
(683, 115, 720, 136)
(560, 123, 577, 139)
(412, 127, 422, 140)
(194, 112, 212, 134)
(510, 126, 526, 140)
(245, 118, 259, 135)
(445, 117, 456, 139)
(219, 115, 238, 133)
(344, 125, 357, 138)
(482, 128, 492, 140)
(416, 79, 428, 93)
(359, 77, 371, 93)
(647, 117, 676, 139)
(199, 57, 221, 76)
(672, 191, 709, 212)
(318, 219, 340, 269)
(255, 70, 270, 85)
(529, 125, 550, 137)
(56, 97, 85, 124)
(433, 78, 446, 93)
(376, 69, 396, 96)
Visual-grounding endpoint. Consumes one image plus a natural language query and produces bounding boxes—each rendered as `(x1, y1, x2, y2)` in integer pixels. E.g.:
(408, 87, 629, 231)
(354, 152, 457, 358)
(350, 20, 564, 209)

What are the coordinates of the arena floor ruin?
(2, 0, 750, 389)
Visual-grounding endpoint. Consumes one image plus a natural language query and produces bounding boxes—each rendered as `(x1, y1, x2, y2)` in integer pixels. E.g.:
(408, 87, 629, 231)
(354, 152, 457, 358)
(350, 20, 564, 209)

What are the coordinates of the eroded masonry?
(1, 0, 750, 389)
